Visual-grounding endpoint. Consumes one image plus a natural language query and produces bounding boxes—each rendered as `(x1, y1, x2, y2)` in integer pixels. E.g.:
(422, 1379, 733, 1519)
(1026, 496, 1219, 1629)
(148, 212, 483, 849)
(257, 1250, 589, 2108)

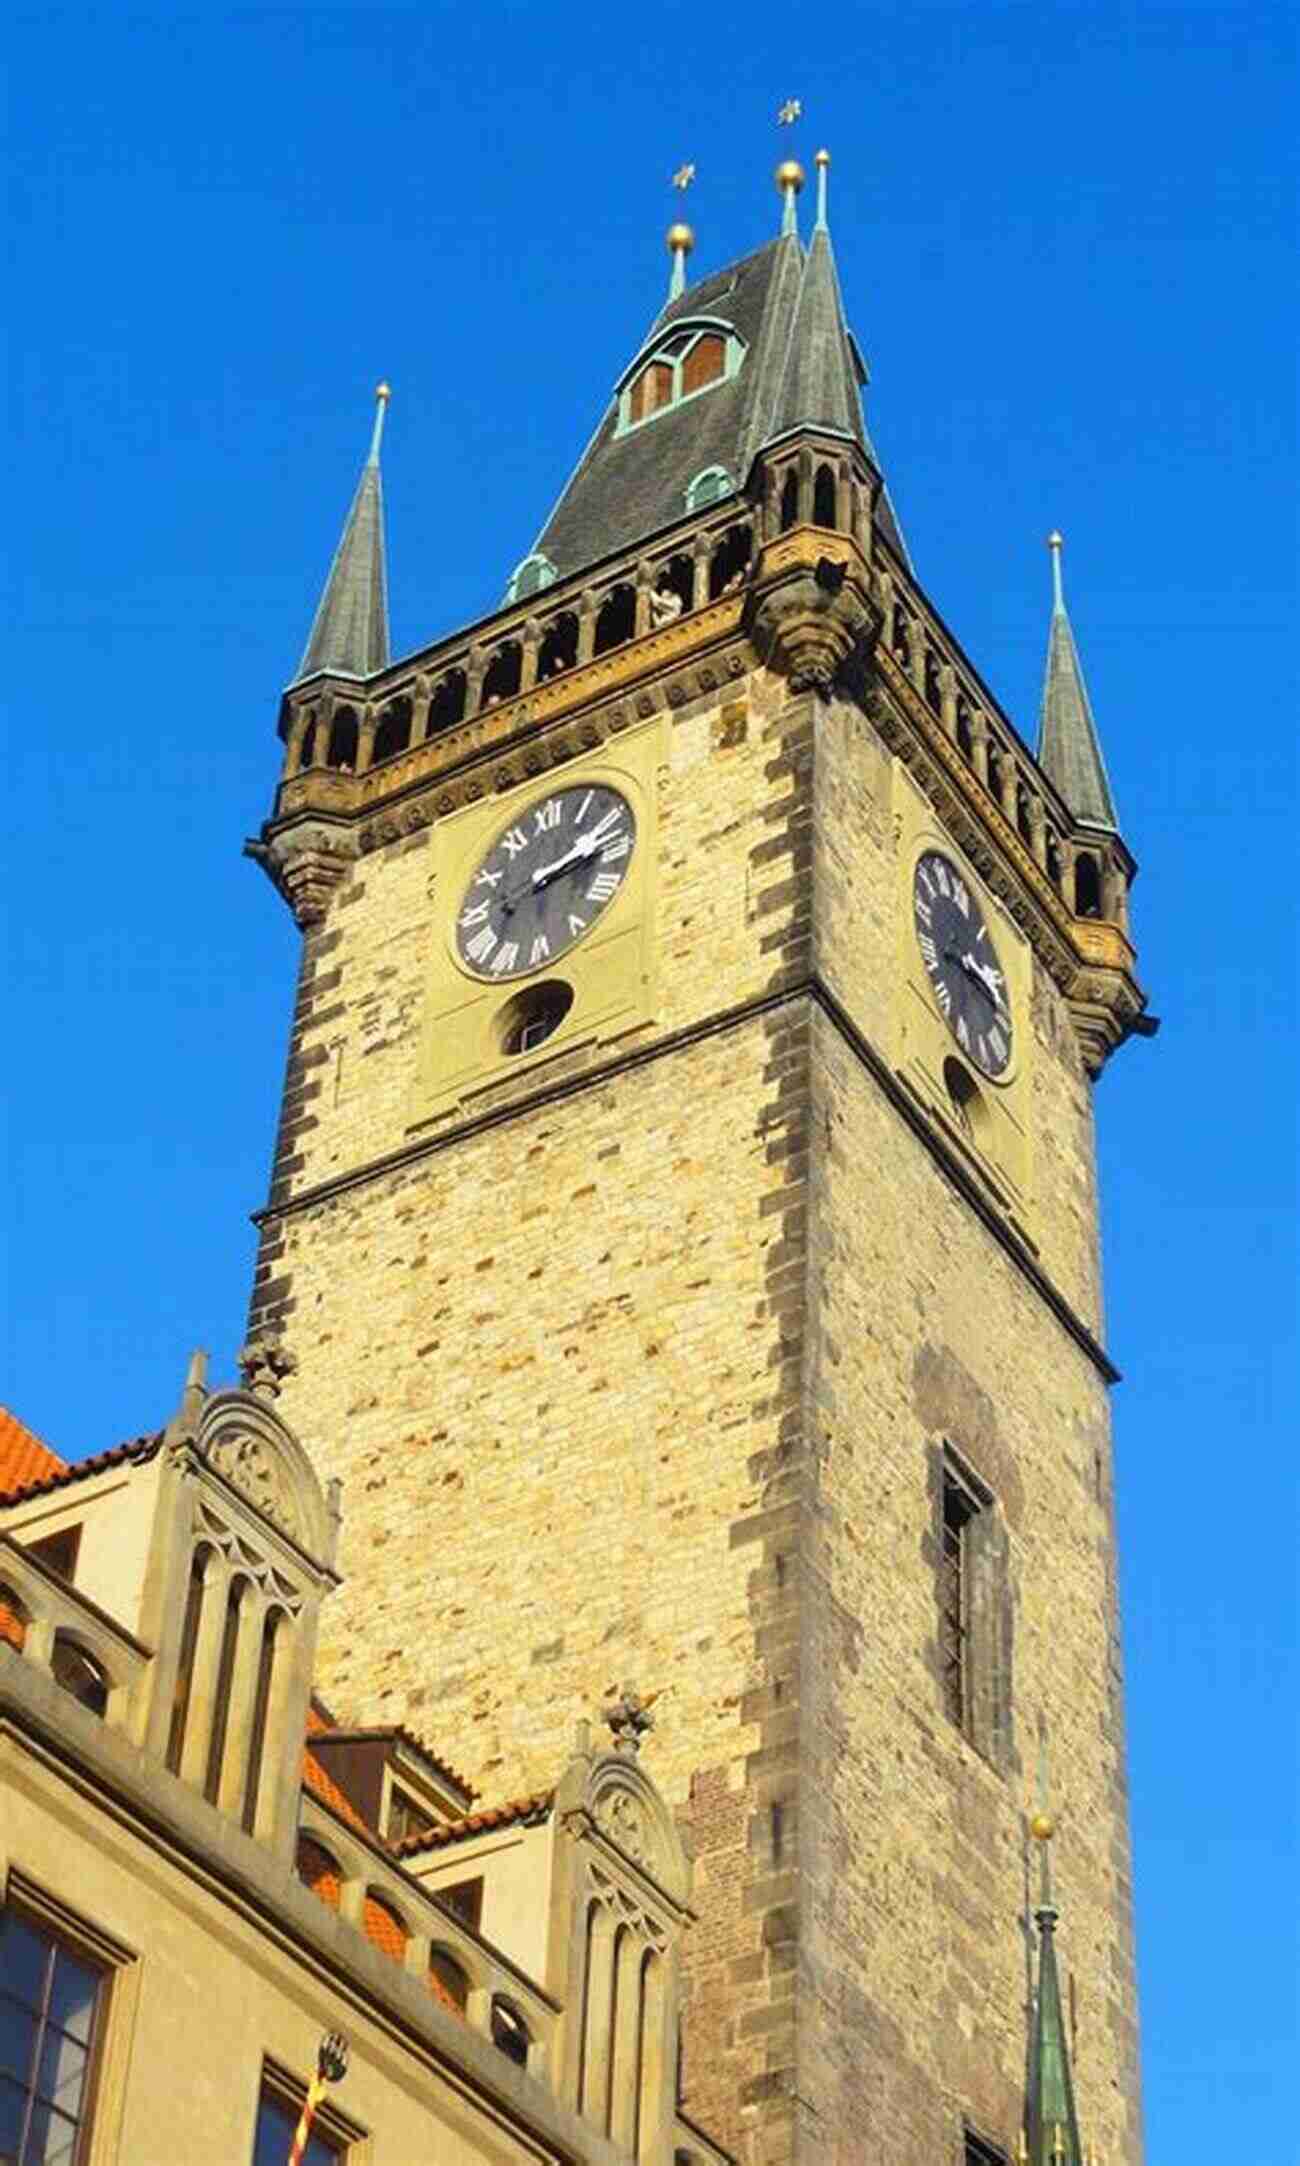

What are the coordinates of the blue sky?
(4, 1, 1296, 2154)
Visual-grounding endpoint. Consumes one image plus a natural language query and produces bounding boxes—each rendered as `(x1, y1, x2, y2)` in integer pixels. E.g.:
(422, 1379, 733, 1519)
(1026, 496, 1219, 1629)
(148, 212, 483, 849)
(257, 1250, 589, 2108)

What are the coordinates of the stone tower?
(246, 154, 1152, 2165)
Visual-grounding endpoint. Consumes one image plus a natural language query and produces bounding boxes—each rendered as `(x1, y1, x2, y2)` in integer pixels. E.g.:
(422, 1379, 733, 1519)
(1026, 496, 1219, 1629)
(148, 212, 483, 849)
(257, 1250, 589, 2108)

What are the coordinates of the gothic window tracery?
(617, 324, 742, 435)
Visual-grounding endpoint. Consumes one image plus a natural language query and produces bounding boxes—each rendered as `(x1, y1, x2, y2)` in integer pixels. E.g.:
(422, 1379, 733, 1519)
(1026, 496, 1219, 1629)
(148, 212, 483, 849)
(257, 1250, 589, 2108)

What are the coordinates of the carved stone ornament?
(205, 1429, 305, 1543)
(237, 1336, 298, 1400)
(750, 559, 881, 696)
(596, 1785, 650, 1866)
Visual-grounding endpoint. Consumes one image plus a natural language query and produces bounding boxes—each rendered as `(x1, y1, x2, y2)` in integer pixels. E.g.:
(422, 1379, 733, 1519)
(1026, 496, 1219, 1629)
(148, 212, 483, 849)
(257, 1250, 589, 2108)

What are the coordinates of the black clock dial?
(455, 784, 636, 981)
(912, 849, 1013, 1079)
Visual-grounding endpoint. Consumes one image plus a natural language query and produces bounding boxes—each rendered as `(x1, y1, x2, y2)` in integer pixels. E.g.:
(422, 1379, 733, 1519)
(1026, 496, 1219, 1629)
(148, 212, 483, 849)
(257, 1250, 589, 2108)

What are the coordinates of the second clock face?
(455, 784, 636, 981)
(912, 849, 1014, 1079)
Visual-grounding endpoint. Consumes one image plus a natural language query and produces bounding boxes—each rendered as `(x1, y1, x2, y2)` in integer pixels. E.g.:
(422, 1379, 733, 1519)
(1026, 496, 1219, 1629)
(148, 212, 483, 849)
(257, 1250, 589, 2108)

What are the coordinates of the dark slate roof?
(1037, 560, 1119, 831)
(295, 417, 390, 684)
(533, 237, 799, 577)
(531, 227, 909, 576)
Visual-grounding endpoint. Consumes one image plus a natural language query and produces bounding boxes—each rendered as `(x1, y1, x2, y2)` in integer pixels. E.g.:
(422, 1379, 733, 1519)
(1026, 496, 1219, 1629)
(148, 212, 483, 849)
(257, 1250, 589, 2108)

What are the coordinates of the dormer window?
(616, 321, 744, 436)
(684, 466, 733, 512)
(505, 552, 557, 603)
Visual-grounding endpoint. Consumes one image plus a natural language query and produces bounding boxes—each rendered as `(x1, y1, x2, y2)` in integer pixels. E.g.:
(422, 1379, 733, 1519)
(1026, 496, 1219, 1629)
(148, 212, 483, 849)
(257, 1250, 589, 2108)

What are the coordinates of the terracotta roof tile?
(392, 1791, 555, 1857)
(301, 1743, 371, 1838)
(0, 1408, 65, 1496)
(0, 1433, 160, 1509)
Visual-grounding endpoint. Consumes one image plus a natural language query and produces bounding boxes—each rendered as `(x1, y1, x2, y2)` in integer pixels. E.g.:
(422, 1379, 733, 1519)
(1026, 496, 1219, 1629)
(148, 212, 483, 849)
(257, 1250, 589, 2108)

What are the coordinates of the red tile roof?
(0, 1432, 159, 1509)
(392, 1791, 555, 1857)
(0, 1408, 65, 1497)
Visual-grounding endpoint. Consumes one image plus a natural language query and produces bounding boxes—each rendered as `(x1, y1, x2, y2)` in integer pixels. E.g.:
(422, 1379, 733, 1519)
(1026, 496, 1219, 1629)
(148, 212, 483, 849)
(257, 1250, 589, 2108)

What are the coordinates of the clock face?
(455, 784, 636, 981)
(912, 849, 1013, 1079)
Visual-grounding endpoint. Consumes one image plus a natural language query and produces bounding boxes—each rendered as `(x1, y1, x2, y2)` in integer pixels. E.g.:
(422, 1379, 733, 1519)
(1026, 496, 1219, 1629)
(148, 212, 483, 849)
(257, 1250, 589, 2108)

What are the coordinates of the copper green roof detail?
(1037, 533, 1119, 831)
(1026, 1900, 1084, 2166)
(295, 387, 391, 684)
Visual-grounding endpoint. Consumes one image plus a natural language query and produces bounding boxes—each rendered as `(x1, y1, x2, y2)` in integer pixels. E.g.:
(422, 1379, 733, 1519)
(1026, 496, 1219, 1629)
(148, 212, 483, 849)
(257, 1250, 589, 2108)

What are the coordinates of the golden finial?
(375, 381, 391, 402)
(775, 158, 806, 193)
(815, 147, 830, 167)
(672, 161, 696, 191)
(1030, 1810, 1055, 1843)
(1047, 528, 1063, 551)
(666, 222, 695, 254)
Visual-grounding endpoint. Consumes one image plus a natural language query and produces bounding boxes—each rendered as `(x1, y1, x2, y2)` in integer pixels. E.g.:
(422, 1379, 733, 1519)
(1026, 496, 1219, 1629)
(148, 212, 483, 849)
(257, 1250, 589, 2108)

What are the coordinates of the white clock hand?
(532, 831, 601, 887)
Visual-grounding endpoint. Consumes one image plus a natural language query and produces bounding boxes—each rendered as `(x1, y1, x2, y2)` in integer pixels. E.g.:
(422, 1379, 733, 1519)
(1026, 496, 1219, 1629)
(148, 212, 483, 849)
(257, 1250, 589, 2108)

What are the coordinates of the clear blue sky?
(4, 2, 1295, 2155)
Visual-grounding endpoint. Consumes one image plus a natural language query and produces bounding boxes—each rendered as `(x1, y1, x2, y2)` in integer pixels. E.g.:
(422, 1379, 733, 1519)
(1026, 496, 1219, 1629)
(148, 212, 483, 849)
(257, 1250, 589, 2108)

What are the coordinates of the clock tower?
(246, 153, 1151, 2165)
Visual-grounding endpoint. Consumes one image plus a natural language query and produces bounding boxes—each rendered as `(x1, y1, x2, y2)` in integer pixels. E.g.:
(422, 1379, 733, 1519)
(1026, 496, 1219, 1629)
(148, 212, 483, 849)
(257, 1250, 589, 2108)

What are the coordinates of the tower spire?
(1024, 1737, 1085, 2166)
(295, 384, 391, 685)
(1037, 532, 1119, 832)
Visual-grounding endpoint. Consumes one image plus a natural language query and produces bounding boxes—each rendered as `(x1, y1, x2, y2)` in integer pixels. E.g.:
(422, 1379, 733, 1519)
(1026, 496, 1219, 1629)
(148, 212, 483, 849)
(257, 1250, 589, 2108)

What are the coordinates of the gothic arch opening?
(538, 612, 578, 680)
(426, 670, 467, 736)
(813, 462, 836, 529)
(593, 585, 635, 656)
(372, 697, 412, 764)
(482, 643, 522, 708)
(709, 523, 751, 600)
(779, 469, 799, 532)
(1075, 852, 1102, 918)
(326, 707, 359, 770)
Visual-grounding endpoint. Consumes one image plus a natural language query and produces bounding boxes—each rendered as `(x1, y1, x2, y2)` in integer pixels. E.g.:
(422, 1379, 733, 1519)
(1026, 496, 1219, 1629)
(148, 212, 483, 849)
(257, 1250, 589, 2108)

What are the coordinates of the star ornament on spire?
(777, 96, 802, 125)
(671, 161, 696, 191)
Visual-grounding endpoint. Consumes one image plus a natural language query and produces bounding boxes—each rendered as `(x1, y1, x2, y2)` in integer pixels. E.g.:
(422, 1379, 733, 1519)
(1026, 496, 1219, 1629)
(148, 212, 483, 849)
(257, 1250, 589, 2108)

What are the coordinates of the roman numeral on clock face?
(455, 784, 638, 982)
(912, 848, 1014, 1081)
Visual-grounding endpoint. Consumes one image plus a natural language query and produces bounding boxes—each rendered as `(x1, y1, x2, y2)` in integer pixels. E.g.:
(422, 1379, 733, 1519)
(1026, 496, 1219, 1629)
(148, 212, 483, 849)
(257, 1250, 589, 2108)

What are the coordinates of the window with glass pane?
(0, 1910, 102, 2166)
(252, 2089, 341, 2166)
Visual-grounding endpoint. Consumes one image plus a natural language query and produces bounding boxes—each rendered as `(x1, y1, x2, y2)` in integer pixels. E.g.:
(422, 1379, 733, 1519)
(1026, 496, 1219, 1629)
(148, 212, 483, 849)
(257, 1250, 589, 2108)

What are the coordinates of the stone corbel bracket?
(747, 529, 881, 695)
(244, 813, 360, 928)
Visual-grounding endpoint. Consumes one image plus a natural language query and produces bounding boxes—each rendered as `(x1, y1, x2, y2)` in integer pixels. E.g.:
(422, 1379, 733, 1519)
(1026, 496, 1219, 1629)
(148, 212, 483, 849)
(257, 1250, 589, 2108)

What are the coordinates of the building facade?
(2, 151, 1153, 2165)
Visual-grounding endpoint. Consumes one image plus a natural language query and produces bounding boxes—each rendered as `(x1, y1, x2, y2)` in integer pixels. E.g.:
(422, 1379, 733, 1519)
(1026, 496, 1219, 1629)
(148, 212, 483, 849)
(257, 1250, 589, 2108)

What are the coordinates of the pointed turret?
(766, 150, 908, 558)
(295, 386, 391, 684)
(1037, 533, 1118, 832)
(1023, 1790, 1085, 2165)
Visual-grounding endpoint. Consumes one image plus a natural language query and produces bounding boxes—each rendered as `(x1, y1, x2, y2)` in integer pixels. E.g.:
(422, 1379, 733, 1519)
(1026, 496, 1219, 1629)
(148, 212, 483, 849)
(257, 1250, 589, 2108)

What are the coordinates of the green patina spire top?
(1037, 530, 1120, 833)
(294, 384, 391, 685)
(1024, 1729, 1086, 2166)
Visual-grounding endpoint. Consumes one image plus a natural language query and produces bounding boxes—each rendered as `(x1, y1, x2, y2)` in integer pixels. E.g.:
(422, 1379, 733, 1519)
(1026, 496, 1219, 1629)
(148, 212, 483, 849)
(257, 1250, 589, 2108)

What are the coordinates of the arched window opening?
(497, 980, 574, 1058)
(537, 612, 579, 680)
(427, 670, 466, 736)
(1016, 786, 1034, 846)
(658, 555, 694, 616)
(681, 333, 725, 395)
(204, 1576, 247, 1803)
(1075, 852, 1102, 918)
(298, 721, 317, 769)
(628, 360, 674, 424)
(296, 1835, 342, 1909)
(428, 1947, 470, 2017)
(363, 1889, 409, 1963)
(491, 1996, 530, 2068)
(813, 463, 837, 530)
(0, 1583, 30, 1653)
(955, 700, 974, 763)
(924, 649, 943, 714)
(326, 707, 359, 770)
(684, 466, 732, 513)
(1046, 833, 1064, 891)
(481, 644, 522, 708)
(987, 742, 1004, 801)
(944, 1057, 989, 1144)
(372, 698, 412, 765)
(166, 1544, 211, 1774)
(779, 469, 799, 533)
(507, 553, 557, 602)
(241, 1606, 284, 1833)
(891, 603, 911, 668)
(594, 585, 635, 657)
(709, 523, 752, 601)
(51, 1637, 108, 1718)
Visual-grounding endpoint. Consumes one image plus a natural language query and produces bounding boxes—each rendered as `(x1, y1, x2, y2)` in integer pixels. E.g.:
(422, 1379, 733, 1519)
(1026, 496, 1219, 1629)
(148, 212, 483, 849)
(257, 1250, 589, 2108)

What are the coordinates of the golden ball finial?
(1047, 529, 1063, 550)
(1029, 1811, 1055, 1843)
(775, 158, 806, 193)
(375, 381, 391, 402)
(815, 147, 831, 168)
(666, 222, 695, 255)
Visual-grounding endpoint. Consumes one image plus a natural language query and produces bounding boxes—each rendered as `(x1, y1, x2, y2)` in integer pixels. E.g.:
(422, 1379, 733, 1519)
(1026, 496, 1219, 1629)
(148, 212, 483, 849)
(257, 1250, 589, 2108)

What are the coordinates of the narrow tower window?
(813, 463, 836, 529)
(936, 1449, 1010, 1768)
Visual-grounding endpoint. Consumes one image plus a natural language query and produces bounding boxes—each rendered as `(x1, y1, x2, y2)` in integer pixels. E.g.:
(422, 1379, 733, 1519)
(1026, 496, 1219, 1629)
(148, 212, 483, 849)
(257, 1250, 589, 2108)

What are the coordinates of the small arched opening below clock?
(495, 979, 575, 1058)
(943, 1056, 989, 1144)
